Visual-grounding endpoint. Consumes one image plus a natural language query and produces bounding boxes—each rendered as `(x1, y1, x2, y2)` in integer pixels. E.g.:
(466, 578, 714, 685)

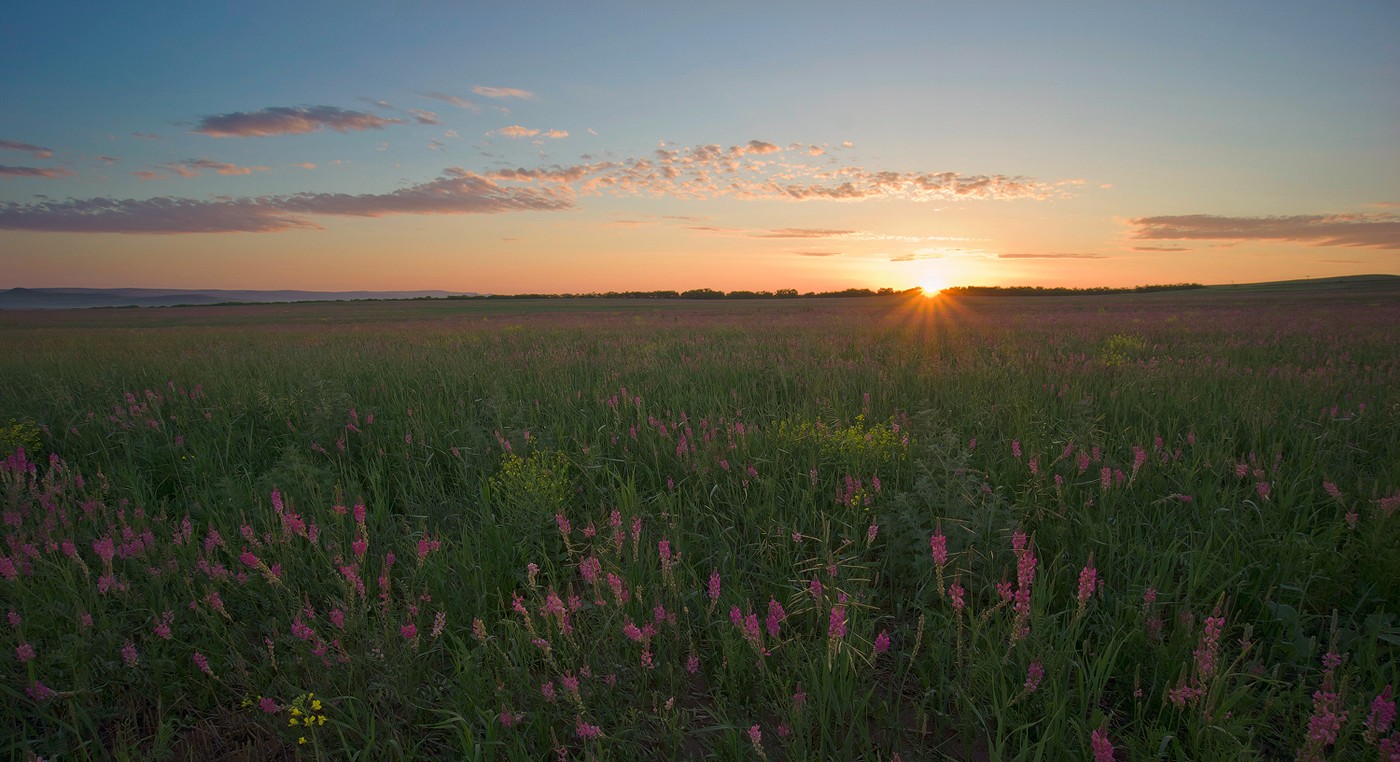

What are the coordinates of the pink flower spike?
(1091, 726, 1114, 761)
(1024, 661, 1044, 693)
(828, 605, 847, 639)
(929, 532, 947, 566)
(874, 630, 891, 655)
(708, 569, 721, 601)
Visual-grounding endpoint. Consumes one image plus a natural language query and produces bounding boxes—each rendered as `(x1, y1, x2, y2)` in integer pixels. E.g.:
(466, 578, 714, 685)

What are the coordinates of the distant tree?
(680, 288, 726, 300)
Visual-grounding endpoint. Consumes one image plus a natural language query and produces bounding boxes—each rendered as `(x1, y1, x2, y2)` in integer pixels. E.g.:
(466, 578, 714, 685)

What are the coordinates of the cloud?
(290, 162, 317, 170)
(0, 168, 573, 234)
(94, 155, 119, 165)
(544, 129, 569, 139)
(0, 139, 53, 159)
(408, 109, 441, 125)
(496, 125, 540, 138)
(132, 170, 169, 181)
(1128, 212, 1400, 250)
(131, 132, 161, 140)
(495, 140, 1056, 203)
(420, 91, 477, 110)
(193, 105, 403, 137)
(1131, 245, 1189, 252)
(472, 86, 534, 99)
(161, 159, 270, 177)
(753, 228, 856, 238)
(794, 250, 841, 257)
(0, 165, 71, 178)
(998, 252, 1108, 259)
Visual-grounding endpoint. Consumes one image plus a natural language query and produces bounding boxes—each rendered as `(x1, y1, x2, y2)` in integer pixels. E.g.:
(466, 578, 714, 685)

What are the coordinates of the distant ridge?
(0, 287, 476, 310)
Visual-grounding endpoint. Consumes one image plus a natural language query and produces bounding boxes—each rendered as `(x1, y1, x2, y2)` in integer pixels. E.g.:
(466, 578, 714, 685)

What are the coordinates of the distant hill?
(0, 288, 477, 310)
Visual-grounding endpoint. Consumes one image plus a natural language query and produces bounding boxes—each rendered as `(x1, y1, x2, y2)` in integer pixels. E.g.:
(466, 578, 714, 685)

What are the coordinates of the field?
(1, 284, 1398, 760)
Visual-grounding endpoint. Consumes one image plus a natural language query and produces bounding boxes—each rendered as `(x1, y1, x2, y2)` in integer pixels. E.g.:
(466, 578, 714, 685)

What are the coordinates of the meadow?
(1, 285, 1397, 760)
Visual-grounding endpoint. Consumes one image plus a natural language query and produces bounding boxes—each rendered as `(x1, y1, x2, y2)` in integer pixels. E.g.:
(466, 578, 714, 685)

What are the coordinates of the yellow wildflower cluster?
(0, 418, 42, 459)
(774, 414, 910, 470)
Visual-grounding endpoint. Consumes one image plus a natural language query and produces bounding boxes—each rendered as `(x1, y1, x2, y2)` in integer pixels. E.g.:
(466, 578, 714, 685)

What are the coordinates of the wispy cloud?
(753, 228, 856, 239)
(998, 252, 1108, 259)
(407, 109, 441, 125)
(420, 91, 477, 111)
(0, 139, 53, 159)
(160, 158, 270, 177)
(0, 168, 573, 234)
(132, 170, 169, 181)
(472, 86, 534, 99)
(544, 129, 569, 139)
(0, 165, 71, 178)
(193, 105, 403, 137)
(496, 125, 540, 138)
(793, 250, 841, 257)
(1131, 245, 1189, 252)
(1128, 212, 1400, 250)
(290, 162, 317, 170)
(484, 140, 1058, 203)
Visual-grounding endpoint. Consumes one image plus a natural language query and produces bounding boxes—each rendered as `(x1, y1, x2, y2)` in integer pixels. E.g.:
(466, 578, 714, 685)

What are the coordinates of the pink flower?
(765, 599, 785, 639)
(259, 696, 279, 713)
(579, 556, 601, 585)
(867, 523, 879, 544)
(948, 580, 966, 613)
(708, 569, 722, 601)
(154, 610, 174, 640)
(352, 537, 368, 557)
(1365, 685, 1396, 745)
(353, 500, 366, 524)
(121, 640, 138, 667)
(686, 652, 700, 674)
(874, 630, 891, 655)
(1077, 563, 1099, 609)
(748, 724, 762, 745)
(1024, 661, 1044, 693)
(193, 651, 213, 676)
(555, 513, 572, 537)
(828, 605, 846, 639)
(1091, 726, 1114, 761)
(576, 718, 602, 739)
(330, 608, 345, 628)
(16, 642, 35, 663)
(541, 681, 556, 701)
(400, 622, 417, 640)
(929, 532, 947, 566)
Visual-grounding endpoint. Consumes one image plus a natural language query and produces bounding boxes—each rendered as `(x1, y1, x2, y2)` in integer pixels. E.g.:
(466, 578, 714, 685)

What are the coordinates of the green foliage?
(487, 449, 573, 536)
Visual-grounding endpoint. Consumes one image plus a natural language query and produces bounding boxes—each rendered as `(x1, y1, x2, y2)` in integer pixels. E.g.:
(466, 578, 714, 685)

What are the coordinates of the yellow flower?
(290, 707, 302, 716)
(317, 715, 327, 725)
(311, 699, 322, 711)
(298, 737, 307, 745)
(289, 718, 298, 726)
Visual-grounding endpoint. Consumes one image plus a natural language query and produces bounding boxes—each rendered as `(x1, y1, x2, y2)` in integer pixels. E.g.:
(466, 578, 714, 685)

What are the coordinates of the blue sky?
(2, 1, 1397, 291)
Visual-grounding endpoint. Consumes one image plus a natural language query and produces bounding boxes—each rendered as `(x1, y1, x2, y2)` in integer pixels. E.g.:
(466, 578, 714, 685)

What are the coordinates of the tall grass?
(0, 292, 1396, 759)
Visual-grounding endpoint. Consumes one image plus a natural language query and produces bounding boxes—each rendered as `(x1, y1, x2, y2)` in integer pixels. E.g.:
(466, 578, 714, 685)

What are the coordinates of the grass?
(0, 289, 1397, 760)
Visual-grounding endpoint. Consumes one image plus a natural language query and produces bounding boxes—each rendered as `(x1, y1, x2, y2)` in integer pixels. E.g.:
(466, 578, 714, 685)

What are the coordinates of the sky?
(2, 1, 1397, 294)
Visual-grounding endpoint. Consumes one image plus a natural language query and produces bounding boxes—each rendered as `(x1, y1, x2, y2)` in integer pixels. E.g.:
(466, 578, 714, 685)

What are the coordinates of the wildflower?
(259, 696, 278, 713)
(576, 718, 602, 739)
(121, 640, 138, 667)
(555, 513, 571, 537)
(867, 523, 879, 544)
(749, 724, 766, 758)
(193, 651, 213, 676)
(26, 680, 55, 702)
(766, 599, 785, 639)
(809, 576, 823, 601)
(1091, 726, 1114, 761)
(431, 610, 447, 638)
(1077, 560, 1099, 612)
(874, 630, 891, 656)
(400, 622, 417, 640)
(686, 652, 700, 674)
(541, 681, 557, 701)
(930, 532, 948, 566)
(1024, 661, 1044, 693)
(828, 605, 847, 639)
(473, 618, 488, 643)
(708, 569, 721, 602)
(948, 579, 966, 613)
(16, 642, 35, 663)
(1365, 686, 1395, 745)
(154, 610, 174, 640)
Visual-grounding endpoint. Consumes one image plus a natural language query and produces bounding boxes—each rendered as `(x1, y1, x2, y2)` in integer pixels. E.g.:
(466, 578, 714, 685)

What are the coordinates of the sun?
(918, 276, 947, 296)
